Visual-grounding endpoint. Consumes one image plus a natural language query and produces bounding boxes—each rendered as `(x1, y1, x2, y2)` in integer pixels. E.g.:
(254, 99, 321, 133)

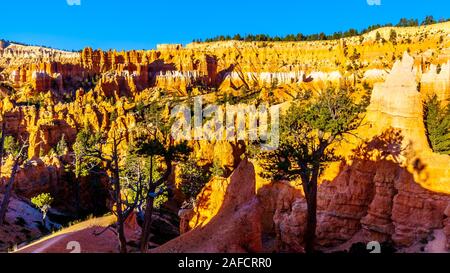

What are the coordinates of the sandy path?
(30, 234, 69, 253)
(14, 215, 143, 253)
(14, 216, 118, 253)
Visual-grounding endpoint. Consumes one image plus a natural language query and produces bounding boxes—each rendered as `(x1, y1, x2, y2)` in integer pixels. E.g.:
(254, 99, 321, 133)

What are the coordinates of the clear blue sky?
(0, 0, 449, 51)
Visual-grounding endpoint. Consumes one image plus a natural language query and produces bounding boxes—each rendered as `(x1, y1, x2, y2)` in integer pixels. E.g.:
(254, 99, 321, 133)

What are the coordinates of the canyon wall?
(0, 22, 449, 252)
(174, 52, 450, 252)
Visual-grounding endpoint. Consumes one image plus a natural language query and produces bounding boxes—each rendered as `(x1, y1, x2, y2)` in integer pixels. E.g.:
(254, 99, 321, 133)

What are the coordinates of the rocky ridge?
(0, 22, 449, 252)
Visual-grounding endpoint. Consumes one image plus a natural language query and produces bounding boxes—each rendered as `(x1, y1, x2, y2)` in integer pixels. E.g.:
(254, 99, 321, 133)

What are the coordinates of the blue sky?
(0, 0, 449, 51)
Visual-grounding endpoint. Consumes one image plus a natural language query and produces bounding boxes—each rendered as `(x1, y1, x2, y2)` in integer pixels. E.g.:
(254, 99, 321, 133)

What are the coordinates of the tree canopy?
(194, 16, 449, 43)
(425, 96, 450, 154)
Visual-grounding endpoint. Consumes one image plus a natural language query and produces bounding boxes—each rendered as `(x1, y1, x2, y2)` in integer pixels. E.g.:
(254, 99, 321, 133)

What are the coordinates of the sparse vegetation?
(194, 16, 449, 43)
(31, 193, 54, 225)
(0, 136, 29, 225)
(1, 11, 450, 255)
(424, 96, 450, 154)
(389, 30, 398, 45)
(179, 160, 212, 204)
(55, 134, 68, 156)
(258, 88, 368, 252)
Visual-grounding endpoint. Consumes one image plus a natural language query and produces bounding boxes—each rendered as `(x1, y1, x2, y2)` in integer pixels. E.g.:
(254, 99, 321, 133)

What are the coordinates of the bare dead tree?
(73, 127, 143, 253)
(132, 104, 191, 253)
(0, 137, 29, 225)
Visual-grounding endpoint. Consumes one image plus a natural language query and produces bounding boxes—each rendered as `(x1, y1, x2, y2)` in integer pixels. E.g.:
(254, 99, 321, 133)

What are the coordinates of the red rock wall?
(261, 160, 450, 251)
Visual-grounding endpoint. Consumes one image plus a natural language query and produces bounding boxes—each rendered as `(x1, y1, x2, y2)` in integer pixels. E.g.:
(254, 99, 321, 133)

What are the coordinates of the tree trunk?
(303, 181, 317, 253)
(115, 177, 128, 253)
(0, 158, 20, 225)
(140, 155, 155, 253)
(140, 193, 155, 253)
(112, 140, 127, 254)
(73, 157, 81, 215)
(116, 212, 127, 254)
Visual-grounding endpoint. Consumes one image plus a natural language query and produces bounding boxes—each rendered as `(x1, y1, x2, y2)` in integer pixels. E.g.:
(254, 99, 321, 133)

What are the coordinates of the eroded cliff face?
(177, 52, 450, 252)
(154, 159, 262, 253)
(177, 157, 449, 253)
(0, 22, 449, 252)
(0, 193, 56, 252)
(265, 159, 449, 252)
(2, 22, 450, 101)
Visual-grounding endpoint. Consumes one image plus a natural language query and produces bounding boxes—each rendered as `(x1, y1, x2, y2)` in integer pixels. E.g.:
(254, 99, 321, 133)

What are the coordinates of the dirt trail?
(30, 234, 69, 253)
(14, 216, 127, 253)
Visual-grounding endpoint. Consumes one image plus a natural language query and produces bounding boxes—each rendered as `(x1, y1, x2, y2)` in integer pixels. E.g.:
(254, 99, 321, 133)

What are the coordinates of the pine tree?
(31, 193, 54, 225)
(258, 88, 368, 252)
(425, 96, 450, 154)
(389, 30, 397, 45)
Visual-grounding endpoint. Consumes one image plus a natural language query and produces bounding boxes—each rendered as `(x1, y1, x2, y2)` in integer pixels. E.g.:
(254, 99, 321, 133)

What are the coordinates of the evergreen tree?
(258, 88, 368, 252)
(133, 102, 192, 252)
(389, 29, 398, 45)
(422, 15, 436, 26)
(425, 96, 450, 154)
(31, 193, 54, 225)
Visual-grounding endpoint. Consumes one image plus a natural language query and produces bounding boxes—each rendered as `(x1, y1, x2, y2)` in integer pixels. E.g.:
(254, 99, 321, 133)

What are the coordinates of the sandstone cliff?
(0, 22, 449, 252)
(176, 52, 450, 252)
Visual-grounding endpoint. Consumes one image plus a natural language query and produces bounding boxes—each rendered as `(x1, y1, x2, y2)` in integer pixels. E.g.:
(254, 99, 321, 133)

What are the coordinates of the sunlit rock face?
(0, 43, 79, 67)
(0, 22, 450, 252)
(365, 52, 430, 152)
(154, 160, 263, 253)
(318, 160, 449, 248)
(363, 69, 388, 85)
(421, 61, 450, 104)
(176, 51, 450, 253)
(178, 158, 449, 252)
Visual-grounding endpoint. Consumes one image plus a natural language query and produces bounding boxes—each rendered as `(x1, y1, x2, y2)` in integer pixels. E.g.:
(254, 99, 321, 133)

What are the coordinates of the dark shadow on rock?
(151, 158, 263, 253)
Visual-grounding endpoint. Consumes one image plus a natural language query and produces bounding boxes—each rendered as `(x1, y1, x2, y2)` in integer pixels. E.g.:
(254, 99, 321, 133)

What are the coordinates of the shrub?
(179, 161, 211, 200)
(31, 193, 54, 223)
(424, 96, 450, 154)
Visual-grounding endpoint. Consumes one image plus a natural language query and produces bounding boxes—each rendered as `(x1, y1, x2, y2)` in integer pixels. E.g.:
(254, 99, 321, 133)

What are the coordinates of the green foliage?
(132, 101, 193, 212)
(258, 88, 368, 181)
(133, 102, 192, 163)
(179, 160, 211, 200)
(245, 141, 264, 159)
(389, 30, 397, 45)
(153, 184, 169, 209)
(422, 15, 436, 26)
(121, 151, 164, 209)
(121, 152, 146, 204)
(397, 18, 419, 27)
(424, 96, 450, 154)
(210, 160, 226, 178)
(4, 136, 19, 156)
(72, 129, 102, 177)
(195, 16, 446, 43)
(110, 111, 118, 122)
(134, 101, 146, 116)
(135, 138, 191, 162)
(31, 193, 54, 209)
(302, 89, 368, 137)
(31, 193, 54, 219)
